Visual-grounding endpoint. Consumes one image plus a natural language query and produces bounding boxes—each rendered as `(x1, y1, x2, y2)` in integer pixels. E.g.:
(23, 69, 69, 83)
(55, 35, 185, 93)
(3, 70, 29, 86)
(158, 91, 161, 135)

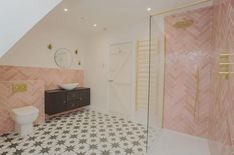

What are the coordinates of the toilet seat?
(12, 106, 39, 116)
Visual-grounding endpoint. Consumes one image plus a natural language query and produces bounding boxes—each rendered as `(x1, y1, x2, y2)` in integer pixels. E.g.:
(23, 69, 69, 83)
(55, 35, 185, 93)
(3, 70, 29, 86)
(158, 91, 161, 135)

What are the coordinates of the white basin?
(59, 83, 79, 90)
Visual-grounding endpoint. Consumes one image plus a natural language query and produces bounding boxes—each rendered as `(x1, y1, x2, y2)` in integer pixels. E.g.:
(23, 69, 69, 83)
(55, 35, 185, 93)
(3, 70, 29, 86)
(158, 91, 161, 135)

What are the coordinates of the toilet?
(11, 106, 39, 137)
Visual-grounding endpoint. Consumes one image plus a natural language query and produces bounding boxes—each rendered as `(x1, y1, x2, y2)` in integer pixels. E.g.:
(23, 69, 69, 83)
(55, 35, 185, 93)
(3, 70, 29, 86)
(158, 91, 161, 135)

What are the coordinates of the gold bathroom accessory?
(219, 53, 234, 56)
(219, 72, 234, 74)
(218, 52, 234, 79)
(135, 39, 159, 109)
(47, 44, 53, 50)
(12, 83, 27, 93)
(75, 49, 79, 55)
(173, 18, 194, 29)
(219, 63, 234, 65)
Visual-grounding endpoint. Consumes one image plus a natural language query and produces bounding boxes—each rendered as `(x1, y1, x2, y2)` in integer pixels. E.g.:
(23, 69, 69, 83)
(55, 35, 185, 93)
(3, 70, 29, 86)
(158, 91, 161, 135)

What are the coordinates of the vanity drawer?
(67, 100, 79, 110)
(67, 91, 80, 101)
(79, 90, 90, 100)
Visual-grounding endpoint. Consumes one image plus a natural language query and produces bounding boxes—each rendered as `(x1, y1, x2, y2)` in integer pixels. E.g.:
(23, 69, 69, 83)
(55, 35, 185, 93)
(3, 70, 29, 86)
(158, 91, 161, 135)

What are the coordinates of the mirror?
(54, 48, 73, 69)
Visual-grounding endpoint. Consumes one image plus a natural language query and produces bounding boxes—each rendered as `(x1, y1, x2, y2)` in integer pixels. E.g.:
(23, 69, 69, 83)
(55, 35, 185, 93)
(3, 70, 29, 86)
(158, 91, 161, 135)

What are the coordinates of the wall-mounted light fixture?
(47, 44, 53, 50)
(75, 49, 78, 55)
(77, 60, 81, 66)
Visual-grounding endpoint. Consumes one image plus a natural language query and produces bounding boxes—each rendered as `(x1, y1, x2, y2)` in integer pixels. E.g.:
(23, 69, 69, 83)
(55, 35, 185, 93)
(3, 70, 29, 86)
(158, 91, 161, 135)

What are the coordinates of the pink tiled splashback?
(0, 65, 84, 90)
(0, 65, 84, 134)
(0, 80, 44, 134)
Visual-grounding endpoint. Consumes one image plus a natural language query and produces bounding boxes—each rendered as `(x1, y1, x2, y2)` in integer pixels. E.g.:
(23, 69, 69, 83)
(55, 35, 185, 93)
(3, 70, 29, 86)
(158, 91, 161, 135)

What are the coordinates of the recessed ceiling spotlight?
(93, 24, 97, 27)
(64, 8, 68, 12)
(147, 7, 152, 12)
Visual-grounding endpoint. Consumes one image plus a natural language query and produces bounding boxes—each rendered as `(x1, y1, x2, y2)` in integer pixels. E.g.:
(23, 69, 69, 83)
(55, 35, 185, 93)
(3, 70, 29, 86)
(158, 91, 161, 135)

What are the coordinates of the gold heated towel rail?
(135, 39, 159, 109)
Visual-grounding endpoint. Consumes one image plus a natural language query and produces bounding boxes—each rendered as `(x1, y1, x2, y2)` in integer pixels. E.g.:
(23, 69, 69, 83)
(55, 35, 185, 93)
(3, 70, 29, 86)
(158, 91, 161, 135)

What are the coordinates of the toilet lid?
(12, 106, 39, 116)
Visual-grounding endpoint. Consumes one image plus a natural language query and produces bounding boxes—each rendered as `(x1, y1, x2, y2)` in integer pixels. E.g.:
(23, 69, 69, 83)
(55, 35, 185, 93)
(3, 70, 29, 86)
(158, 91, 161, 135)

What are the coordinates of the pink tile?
(0, 65, 84, 134)
(164, 7, 213, 138)
(0, 80, 44, 134)
(164, 1, 234, 154)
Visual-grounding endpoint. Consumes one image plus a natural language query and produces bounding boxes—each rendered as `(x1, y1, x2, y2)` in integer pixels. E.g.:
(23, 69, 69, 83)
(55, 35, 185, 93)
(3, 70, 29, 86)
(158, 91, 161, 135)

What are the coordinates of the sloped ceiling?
(48, 0, 210, 36)
(0, 0, 62, 58)
(0, 0, 212, 58)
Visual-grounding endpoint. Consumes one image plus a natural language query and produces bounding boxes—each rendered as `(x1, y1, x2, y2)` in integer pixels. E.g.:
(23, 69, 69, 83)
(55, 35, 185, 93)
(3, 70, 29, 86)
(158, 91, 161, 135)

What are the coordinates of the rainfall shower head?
(173, 18, 194, 29)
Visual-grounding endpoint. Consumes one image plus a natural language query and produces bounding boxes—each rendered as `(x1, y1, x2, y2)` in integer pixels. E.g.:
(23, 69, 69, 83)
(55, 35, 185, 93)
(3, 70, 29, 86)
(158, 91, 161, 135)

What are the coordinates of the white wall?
(0, 0, 62, 58)
(0, 8, 87, 70)
(84, 20, 149, 122)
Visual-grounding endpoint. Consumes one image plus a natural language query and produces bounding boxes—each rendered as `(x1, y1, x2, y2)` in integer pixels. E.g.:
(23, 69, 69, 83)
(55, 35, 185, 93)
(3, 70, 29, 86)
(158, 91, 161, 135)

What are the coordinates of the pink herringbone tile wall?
(0, 65, 84, 134)
(208, 0, 234, 154)
(0, 80, 44, 134)
(0, 65, 84, 90)
(164, 7, 213, 138)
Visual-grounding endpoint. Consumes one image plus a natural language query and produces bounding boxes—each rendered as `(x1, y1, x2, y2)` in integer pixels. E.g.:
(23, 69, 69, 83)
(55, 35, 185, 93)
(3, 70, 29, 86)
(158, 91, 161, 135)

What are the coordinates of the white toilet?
(11, 106, 39, 137)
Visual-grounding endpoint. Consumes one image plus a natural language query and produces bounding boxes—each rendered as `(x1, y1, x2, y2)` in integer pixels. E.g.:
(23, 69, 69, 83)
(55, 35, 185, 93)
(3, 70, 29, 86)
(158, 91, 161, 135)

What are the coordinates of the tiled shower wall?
(164, 7, 213, 138)
(209, 0, 234, 154)
(0, 65, 84, 134)
(164, 1, 234, 154)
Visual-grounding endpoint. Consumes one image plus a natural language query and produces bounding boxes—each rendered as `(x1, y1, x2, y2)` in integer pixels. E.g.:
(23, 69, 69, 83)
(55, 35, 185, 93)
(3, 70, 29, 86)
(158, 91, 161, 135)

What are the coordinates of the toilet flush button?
(12, 83, 27, 93)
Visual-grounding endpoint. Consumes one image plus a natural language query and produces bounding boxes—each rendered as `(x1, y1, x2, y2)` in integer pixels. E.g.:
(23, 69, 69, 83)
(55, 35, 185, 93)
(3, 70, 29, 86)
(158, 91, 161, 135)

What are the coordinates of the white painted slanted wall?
(0, 0, 62, 58)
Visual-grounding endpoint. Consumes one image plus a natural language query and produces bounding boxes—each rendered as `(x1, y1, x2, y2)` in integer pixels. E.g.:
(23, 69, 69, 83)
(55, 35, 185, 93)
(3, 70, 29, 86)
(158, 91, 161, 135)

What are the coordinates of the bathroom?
(0, 0, 233, 155)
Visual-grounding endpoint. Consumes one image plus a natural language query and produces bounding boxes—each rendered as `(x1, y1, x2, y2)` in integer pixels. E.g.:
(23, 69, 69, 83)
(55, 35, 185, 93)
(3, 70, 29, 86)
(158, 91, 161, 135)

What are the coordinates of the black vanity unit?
(45, 87, 90, 115)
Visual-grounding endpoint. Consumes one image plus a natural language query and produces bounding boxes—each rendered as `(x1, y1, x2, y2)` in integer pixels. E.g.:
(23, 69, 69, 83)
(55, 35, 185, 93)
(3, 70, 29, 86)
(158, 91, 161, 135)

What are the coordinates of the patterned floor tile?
(0, 110, 147, 155)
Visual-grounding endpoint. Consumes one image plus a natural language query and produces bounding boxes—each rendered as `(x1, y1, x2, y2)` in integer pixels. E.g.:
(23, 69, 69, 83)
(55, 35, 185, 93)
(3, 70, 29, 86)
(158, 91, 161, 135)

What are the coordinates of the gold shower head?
(173, 18, 194, 29)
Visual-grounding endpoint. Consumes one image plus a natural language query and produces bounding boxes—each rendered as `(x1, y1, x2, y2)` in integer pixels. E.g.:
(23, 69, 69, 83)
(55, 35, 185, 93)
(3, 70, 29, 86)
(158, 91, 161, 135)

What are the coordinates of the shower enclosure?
(146, 0, 234, 154)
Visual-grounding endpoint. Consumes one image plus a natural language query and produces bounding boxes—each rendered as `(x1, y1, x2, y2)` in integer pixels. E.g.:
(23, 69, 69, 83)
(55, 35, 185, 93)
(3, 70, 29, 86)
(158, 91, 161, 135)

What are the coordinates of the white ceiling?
(43, 0, 211, 36)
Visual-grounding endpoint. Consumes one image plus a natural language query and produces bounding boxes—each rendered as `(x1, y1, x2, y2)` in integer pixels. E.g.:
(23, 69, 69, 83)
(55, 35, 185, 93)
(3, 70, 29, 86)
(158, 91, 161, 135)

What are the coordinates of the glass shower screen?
(147, 15, 165, 152)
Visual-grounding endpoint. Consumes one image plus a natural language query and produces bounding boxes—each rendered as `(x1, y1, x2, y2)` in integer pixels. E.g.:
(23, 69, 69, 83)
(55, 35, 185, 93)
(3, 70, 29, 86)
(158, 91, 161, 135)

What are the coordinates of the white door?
(108, 42, 133, 117)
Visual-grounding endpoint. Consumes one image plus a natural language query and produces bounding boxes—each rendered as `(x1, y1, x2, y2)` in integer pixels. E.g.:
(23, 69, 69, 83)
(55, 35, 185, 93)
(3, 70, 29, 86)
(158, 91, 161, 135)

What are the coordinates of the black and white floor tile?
(0, 110, 147, 155)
